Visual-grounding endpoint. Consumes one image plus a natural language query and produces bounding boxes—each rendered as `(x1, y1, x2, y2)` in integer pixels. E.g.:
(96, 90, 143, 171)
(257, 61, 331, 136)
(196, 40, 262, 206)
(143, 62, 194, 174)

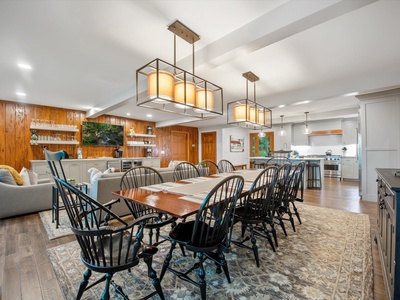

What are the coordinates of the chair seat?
(170, 221, 222, 247)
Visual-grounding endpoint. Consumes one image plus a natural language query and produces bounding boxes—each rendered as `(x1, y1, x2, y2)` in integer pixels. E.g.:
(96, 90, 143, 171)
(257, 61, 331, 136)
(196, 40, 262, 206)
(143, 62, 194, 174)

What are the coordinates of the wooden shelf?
(126, 142, 156, 147)
(126, 133, 156, 138)
(30, 125, 79, 132)
(30, 140, 79, 145)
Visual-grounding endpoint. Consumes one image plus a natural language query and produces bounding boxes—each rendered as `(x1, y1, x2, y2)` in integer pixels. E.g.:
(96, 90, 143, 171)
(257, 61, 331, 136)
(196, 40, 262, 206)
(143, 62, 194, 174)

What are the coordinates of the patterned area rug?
(39, 209, 73, 240)
(47, 204, 374, 299)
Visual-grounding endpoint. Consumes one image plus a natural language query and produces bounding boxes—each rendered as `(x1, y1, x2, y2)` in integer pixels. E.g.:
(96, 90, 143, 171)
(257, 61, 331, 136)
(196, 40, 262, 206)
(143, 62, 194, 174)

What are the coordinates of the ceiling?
(1, 0, 399, 129)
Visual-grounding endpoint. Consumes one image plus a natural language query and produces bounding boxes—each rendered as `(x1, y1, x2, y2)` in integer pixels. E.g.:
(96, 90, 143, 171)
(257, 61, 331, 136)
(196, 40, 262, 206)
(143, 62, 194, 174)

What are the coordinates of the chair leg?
(276, 212, 287, 236)
(148, 228, 153, 245)
(101, 273, 112, 300)
(219, 248, 231, 283)
(111, 280, 129, 300)
(292, 202, 302, 224)
(249, 225, 260, 268)
(287, 210, 296, 232)
(143, 256, 165, 300)
(160, 240, 176, 281)
(76, 269, 92, 300)
(197, 253, 207, 300)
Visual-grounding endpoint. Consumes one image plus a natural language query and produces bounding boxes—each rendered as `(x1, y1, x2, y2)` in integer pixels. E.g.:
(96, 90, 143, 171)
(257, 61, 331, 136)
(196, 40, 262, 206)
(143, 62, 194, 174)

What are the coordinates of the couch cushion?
(0, 165, 23, 185)
(28, 169, 38, 185)
(20, 167, 31, 186)
(100, 172, 124, 179)
(0, 169, 17, 185)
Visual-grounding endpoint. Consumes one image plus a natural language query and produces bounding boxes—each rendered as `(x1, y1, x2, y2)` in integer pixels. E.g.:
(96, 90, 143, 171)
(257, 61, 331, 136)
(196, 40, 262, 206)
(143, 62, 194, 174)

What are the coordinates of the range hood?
(306, 129, 342, 136)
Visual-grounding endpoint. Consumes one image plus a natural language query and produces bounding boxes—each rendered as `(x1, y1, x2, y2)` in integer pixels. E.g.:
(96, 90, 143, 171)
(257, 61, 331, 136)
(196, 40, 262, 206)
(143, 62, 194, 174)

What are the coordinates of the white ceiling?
(1, 0, 399, 129)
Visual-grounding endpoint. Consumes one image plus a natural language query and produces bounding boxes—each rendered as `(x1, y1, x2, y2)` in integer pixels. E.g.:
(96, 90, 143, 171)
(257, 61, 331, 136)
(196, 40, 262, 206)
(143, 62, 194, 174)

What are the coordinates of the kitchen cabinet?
(292, 124, 309, 146)
(142, 158, 161, 168)
(341, 157, 358, 180)
(341, 120, 357, 145)
(376, 169, 400, 300)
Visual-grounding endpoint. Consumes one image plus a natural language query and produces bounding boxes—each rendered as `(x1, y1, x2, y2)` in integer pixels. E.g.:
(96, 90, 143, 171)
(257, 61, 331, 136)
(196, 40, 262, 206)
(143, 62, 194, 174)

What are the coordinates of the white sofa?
(86, 167, 175, 216)
(0, 181, 53, 218)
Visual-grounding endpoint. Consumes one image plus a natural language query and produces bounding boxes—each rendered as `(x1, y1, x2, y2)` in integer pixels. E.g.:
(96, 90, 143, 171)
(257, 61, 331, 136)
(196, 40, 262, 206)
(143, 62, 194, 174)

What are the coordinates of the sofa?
(86, 167, 175, 216)
(0, 181, 54, 219)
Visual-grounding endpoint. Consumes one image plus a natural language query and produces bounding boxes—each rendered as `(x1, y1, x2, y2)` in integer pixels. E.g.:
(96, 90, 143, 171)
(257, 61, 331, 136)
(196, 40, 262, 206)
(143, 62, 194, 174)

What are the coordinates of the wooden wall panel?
(0, 100, 199, 170)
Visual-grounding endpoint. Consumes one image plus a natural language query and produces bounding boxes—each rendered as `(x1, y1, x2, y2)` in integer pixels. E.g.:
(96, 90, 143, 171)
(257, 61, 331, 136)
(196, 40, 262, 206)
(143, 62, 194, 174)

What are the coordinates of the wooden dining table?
(112, 169, 263, 219)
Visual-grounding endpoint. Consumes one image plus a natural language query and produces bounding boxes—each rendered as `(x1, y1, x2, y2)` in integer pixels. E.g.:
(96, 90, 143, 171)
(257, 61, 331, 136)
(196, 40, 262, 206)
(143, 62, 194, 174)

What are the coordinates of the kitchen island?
(249, 156, 325, 189)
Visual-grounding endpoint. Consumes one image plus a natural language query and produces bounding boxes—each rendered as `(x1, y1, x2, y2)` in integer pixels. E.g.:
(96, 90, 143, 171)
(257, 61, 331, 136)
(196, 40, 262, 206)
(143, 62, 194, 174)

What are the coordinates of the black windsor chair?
(274, 161, 306, 233)
(231, 166, 278, 267)
(160, 175, 244, 300)
(217, 159, 236, 173)
(173, 161, 201, 181)
(197, 160, 220, 176)
(120, 166, 177, 246)
(45, 150, 165, 300)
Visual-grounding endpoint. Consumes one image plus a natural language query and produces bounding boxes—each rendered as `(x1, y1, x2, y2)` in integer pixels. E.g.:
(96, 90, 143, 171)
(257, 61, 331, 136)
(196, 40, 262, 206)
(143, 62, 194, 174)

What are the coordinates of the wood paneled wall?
(0, 100, 198, 170)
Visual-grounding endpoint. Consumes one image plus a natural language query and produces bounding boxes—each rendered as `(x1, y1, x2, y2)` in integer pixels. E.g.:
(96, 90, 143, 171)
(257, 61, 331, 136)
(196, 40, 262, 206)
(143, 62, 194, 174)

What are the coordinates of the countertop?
(250, 157, 324, 161)
(30, 157, 160, 162)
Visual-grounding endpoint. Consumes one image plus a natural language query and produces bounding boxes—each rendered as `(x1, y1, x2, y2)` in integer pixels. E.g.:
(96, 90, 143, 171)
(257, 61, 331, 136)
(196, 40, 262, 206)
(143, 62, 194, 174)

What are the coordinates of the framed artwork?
(230, 135, 244, 152)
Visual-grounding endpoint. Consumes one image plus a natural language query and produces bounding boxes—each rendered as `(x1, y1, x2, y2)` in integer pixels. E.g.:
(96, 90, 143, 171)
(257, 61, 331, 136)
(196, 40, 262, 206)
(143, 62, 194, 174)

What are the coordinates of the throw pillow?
(19, 167, 31, 186)
(88, 167, 102, 185)
(103, 167, 115, 174)
(0, 165, 23, 185)
(0, 169, 17, 185)
(28, 169, 38, 185)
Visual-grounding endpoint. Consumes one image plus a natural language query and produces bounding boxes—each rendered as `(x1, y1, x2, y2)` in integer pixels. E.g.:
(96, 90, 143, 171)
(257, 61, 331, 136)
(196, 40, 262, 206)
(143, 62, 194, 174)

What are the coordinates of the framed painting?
(230, 135, 244, 152)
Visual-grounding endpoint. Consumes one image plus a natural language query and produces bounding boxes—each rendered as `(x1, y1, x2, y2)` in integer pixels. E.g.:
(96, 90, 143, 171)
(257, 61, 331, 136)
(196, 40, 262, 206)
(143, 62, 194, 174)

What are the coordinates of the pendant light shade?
(174, 81, 196, 108)
(278, 115, 287, 136)
(136, 20, 223, 118)
(302, 112, 312, 134)
(227, 72, 272, 130)
(195, 88, 214, 111)
(147, 70, 174, 103)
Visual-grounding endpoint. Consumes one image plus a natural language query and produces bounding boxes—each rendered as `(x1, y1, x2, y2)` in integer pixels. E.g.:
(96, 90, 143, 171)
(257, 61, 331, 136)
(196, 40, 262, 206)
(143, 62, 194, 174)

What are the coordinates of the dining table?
(112, 168, 264, 219)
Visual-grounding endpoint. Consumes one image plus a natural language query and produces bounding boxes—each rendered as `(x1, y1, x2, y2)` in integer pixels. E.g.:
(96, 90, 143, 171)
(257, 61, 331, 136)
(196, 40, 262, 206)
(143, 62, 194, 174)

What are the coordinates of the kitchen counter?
(249, 156, 325, 188)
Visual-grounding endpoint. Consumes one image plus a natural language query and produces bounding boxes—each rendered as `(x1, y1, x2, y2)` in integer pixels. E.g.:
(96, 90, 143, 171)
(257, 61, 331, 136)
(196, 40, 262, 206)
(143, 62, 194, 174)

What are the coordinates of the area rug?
(39, 209, 73, 240)
(47, 204, 373, 299)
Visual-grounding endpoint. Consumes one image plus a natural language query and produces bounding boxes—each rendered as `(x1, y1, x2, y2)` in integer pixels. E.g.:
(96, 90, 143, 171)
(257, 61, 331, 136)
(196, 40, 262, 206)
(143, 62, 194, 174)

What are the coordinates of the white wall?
(198, 126, 250, 166)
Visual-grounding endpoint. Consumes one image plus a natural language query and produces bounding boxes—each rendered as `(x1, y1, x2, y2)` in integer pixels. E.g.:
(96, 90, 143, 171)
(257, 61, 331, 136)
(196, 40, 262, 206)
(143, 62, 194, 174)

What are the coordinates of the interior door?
(201, 131, 217, 162)
(249, 132, 274, 157)
(171, 131, 189, 161)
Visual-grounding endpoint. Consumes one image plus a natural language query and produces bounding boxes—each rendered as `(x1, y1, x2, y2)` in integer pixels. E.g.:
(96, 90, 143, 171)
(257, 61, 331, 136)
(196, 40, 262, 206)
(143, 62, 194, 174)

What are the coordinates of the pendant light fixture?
(136, 20, 223, 118)
(227, 71, 272, 129)
(302, 112, 312, 134)
(278, 115, 287, 136)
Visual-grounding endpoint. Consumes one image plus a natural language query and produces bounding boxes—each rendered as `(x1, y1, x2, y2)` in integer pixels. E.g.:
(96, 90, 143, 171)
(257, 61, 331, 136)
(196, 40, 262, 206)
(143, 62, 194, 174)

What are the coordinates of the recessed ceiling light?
(17, 63, 32, 70)
(126, 113, 131, 116)
(16, 92, 26, 96)
(293, 100, 310, 105)
(147, 114, 152, 118)
(344, 92, 359, 97)
(278, 104, 285, 108)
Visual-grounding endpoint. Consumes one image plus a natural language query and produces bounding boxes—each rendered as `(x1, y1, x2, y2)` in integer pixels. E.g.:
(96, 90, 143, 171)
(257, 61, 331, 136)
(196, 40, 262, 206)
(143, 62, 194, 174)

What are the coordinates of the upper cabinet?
(341, 119, 358, 145)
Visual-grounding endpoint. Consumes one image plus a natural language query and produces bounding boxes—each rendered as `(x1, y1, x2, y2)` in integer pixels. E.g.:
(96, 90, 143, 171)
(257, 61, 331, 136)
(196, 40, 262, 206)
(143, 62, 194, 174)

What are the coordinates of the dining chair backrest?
(187, 175, 244, 251)
(53, 176, 164, 299)
(240, 166, 278, 219)
(173, 161, 201, 181)
(44, 149, 68, 181)
(197, 160, 220, 176)
(120, 166, 164, 218)
(282, 161, 306, 206)
(272, 163, 292, 206)
(217, 159, 236, 173)
(120, 166, 164, 189)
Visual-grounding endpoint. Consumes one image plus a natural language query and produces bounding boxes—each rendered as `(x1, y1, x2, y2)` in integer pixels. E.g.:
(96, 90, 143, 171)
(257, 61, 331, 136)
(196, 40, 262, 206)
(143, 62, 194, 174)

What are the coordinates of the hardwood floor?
(0, 178, 386, 299)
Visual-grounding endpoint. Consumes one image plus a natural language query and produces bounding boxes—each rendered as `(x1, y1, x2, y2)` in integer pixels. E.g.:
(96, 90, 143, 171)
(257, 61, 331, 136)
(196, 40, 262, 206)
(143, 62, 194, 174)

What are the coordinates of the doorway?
(171, 131, 189, 161)
(249, 132, 274, 157)
(201, 131, 217, 163)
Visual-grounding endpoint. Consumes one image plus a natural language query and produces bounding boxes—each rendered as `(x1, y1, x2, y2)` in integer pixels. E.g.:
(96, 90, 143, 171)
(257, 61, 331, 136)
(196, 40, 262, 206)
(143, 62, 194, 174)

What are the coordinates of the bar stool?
(253, 161, 266, 169)
(307, 163, 321, 189)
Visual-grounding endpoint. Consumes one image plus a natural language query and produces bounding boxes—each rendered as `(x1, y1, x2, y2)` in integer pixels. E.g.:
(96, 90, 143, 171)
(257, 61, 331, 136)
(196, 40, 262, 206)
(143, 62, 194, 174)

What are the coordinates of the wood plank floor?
(0, 178, 387, 299)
